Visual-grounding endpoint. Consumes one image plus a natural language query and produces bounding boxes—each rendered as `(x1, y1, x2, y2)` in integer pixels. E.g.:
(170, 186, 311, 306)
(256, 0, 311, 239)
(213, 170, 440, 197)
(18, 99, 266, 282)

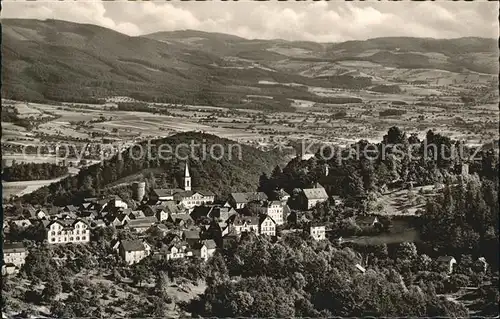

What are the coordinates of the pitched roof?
(232, 214, 259, 226)
(437, 256, 456, 262)
(154, 188, 214, 199)
(129, 210, 146, 218)
(356, 216, 379, 224)
(195, 190, 215, 196)
(11, 219, 32, 227)
(202, 239, 217, 249)
(125, 217, 156, 228)
(120, 240, 146, 252)
(3, 242, 26, 253)
(259, 214, 276, 225)
(310, 223, 325, 229)
(230, 192, 268, 204)
(155, 224, 169, 231)
(263, 200, 283, 207)
(46, 218, 89, 229)
(152, 189, 177, 197)
(64, 205, 78, 212)
(162, 201, 183, 214)
(190, 206, 214, 220)
(173, 214, 192, 222)
(183, 230, 200, 240)
(209, 206, 237, 220)
(278, 189, 290, 197)
(302, 187, 328, 200)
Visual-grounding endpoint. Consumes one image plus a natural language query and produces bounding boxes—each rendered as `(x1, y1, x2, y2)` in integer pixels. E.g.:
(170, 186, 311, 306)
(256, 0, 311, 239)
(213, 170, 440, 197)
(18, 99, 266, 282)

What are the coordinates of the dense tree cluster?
(379, 108, 407, 117)
(21, 132, 284, 205)
(259, 127, 497, 206)
(189, 234, 469, 317)
(421, 176, 499, 268)
(2, 163, 69, 182)
(370, 84, 403, 94)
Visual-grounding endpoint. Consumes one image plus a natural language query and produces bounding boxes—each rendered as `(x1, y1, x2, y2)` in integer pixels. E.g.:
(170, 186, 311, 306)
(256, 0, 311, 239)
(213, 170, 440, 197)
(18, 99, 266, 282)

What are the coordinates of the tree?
(393, 242, 418, 262)
(343, 168, 365, 199)
(155, 272, 170, 300)
(22, 247, 56, 282)
(384, 126, 405, 145)
(42, 276, 62, 302)
(150, 296, 168, 317)
(132, 264, 148, 287)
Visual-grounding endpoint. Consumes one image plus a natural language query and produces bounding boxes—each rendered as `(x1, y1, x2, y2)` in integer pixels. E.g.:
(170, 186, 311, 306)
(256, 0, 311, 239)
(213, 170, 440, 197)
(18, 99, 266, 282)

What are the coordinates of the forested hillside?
(3, 19, 497, 108)
(22, 132, 286, 205)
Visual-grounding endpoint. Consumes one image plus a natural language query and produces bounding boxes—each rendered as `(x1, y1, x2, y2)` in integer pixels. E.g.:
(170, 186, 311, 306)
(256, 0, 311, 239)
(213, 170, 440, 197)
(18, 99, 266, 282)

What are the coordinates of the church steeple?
(183, 162, 191, 191)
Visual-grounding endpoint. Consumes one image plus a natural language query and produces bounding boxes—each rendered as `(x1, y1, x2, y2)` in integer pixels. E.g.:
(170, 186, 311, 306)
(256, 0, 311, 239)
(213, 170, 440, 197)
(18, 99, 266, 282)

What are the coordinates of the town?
(4, 162, 326, 268)
(2, 133, 499, 317)
(1, 4, 499, 318)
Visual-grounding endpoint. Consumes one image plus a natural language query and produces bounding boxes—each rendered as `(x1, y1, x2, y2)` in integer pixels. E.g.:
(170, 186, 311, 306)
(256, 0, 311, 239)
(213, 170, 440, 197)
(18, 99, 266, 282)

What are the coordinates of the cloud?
(2, 1, 498, 41)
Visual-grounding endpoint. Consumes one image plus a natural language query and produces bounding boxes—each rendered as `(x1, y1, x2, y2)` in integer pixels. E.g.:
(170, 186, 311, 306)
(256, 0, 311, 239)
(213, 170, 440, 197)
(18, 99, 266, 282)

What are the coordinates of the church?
(150, 162, 215, 211)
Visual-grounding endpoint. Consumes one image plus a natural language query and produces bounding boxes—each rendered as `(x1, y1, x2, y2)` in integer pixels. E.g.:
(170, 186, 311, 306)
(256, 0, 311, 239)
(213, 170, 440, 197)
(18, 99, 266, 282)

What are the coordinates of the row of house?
(114, 232, 218, 265)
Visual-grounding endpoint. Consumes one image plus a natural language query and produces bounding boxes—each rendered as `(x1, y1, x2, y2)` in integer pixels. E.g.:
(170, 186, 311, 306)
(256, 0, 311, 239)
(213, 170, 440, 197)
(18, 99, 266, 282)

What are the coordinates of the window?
(51, 238, 55, 242)
(70, 237, 74, 241)
(51, 231, 55, 235)
(76, 236, 80, 240)
(82, 236, 86, 240)
(76, 224, 80, 229)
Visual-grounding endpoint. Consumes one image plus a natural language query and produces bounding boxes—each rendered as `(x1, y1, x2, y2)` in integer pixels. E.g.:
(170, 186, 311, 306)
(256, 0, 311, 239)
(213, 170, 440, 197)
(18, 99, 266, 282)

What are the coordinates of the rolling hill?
(21, 132, 286, 206)
(2, 19, 498, 108)
(146, 30, 498, 74)
(1, 19, 334, 109)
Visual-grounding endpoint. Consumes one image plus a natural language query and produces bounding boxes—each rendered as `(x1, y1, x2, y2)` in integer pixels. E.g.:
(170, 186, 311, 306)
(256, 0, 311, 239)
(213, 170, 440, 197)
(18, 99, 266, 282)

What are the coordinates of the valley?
(1, 14, 499, 319)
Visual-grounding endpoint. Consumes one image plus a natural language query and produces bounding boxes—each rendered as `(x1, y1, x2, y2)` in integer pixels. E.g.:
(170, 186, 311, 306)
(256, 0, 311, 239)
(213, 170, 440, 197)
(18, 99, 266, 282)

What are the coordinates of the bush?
(444, 274, 470, 293)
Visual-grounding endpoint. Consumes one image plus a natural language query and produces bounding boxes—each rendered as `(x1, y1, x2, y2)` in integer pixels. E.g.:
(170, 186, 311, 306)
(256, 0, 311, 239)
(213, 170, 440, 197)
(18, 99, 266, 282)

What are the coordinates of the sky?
(2, 1, 499, 42)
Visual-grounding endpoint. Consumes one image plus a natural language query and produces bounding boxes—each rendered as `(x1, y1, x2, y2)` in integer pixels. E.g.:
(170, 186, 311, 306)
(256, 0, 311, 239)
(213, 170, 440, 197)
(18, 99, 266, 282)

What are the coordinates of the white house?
(118, 240, 151, 265)
(161, 237, 193, 260)
(44, 219, 90, 244)
(259, 215, 276, 236)
(3, 242, 27, 274)
(228, 215, 260, 235)
(260, 201, 287, 225)
(308, 225, 326, 241)
(194, 239, 217, 261)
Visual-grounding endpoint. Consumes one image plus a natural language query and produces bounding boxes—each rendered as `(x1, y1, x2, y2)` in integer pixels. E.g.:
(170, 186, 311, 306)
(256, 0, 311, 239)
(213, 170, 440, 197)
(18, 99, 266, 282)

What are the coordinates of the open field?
(2, 167, 80, 199)
(3, 77, 498, 154)
(3, 176, 68, 199)
(373, 185, 440, 216)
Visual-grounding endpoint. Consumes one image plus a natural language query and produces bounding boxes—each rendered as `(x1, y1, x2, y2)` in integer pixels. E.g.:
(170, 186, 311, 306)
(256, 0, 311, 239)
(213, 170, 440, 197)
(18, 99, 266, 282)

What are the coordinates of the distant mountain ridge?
(2, 18, 498, 106)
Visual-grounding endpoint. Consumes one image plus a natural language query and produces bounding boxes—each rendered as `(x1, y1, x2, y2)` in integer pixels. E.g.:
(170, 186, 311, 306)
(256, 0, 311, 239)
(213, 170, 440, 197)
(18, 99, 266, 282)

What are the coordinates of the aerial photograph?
(1, 1, 499, 318)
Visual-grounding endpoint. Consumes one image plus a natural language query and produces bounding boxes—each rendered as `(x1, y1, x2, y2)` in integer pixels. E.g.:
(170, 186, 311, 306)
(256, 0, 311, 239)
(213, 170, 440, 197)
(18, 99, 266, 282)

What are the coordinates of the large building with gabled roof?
(44, 219, 90, 244)
(299, 183, 329, 210)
